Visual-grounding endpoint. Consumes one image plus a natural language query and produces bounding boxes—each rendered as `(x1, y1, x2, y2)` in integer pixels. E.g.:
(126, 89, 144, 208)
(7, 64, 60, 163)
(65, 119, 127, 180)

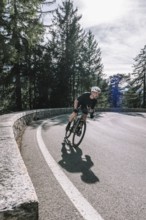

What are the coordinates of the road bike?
(65, 114, 86, 148)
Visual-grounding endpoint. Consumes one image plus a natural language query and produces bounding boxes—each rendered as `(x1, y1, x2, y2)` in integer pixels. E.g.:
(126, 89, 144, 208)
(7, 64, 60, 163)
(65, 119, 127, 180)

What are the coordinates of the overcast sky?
(44, 0, 146, 77)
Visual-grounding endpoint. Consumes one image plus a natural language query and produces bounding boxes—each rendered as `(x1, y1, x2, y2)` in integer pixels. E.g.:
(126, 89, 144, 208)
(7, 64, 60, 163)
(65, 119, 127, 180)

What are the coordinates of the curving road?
(21, 112, 146, 220)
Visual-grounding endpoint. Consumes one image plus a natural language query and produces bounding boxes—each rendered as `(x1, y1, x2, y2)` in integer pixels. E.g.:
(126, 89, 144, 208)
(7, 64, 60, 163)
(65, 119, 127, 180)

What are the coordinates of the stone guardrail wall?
(0, 107, 145, 220)
(96, 107, 146, 112)
(0, 108, 72, 220)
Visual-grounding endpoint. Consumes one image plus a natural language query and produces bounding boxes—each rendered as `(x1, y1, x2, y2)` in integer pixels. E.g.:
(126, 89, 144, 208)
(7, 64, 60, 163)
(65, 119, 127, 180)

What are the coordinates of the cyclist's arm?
(90, 100, 97, 118)
(91, 99, 97, 111)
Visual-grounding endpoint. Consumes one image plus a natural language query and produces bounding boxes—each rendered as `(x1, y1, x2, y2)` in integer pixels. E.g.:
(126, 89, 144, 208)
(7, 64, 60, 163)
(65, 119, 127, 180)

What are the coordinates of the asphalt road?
(21, 112, 146, 220)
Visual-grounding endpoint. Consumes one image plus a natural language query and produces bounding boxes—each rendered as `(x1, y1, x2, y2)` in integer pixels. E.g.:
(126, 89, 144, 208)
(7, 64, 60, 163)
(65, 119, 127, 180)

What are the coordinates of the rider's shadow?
(58, 140, 99, 184)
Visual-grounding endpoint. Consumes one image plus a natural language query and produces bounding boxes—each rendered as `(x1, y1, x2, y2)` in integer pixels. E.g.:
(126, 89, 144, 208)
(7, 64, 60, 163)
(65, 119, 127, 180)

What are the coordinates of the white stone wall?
(0, 108, 72, 220)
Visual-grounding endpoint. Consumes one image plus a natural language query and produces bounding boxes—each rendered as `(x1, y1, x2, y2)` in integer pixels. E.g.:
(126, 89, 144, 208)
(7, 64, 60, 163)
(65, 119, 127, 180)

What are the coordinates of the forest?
(0, 0, 146, 114)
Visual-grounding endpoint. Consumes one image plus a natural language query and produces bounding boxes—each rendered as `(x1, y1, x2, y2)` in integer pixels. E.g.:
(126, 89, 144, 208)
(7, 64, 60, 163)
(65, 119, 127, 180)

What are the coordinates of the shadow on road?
(28, 112, 104, 130)
(58, 139, 99, 184)
(28, 115, 67, 130)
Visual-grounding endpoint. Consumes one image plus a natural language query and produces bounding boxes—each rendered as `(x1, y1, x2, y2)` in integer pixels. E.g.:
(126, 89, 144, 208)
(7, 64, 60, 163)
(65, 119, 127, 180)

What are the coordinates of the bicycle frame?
(65, 114, 86, 147)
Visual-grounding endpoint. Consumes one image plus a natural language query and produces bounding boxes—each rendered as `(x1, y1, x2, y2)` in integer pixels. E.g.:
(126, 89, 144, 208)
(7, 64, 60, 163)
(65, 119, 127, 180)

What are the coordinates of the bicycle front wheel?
(72, 121, 86, 147)
(65, 120, 75, 138)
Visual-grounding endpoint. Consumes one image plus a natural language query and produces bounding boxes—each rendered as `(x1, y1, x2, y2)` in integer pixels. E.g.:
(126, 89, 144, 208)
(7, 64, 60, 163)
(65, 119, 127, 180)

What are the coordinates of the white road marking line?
(36, 121, 104, 220)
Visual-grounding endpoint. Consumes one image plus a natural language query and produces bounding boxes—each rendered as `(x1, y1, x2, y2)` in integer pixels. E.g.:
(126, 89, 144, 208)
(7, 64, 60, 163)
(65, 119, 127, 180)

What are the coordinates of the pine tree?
(132, 45, 146, 107)
(0, 0, 45, 110)
(49, 0, 84, 107)
(79, 30, 103, 93)
(0, 0, 57, 111)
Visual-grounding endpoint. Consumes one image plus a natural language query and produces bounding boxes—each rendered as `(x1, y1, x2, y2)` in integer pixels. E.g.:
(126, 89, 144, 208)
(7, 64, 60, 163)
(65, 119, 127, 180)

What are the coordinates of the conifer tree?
(49, 0, 84, 107)
(0, 0, 56, 111)
(79, 30, 103, 93)
(132, 45, 146, 107)
(0, 0, 44, 110)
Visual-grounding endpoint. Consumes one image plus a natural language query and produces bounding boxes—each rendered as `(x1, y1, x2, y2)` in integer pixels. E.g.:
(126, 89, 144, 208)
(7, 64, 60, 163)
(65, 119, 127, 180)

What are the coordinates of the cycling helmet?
(91, 86, 101, 93)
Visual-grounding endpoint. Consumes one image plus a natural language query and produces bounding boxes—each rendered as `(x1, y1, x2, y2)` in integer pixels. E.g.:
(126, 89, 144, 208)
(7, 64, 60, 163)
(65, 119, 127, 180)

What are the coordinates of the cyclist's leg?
(66, 104, 80, 131)
(81, 106, 88, 121)
(69, 112, 77, 122)
(66, 111, 78, 131)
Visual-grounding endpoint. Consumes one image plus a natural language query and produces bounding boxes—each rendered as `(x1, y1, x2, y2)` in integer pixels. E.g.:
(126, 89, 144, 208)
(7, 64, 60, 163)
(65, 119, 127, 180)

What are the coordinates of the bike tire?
(72, 120, 86, 147)
(65, 120, 75, 138)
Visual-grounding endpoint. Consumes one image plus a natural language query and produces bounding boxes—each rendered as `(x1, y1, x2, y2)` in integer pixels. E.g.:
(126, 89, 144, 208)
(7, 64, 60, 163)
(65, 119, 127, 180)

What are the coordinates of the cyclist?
(66, 86, 101, 131)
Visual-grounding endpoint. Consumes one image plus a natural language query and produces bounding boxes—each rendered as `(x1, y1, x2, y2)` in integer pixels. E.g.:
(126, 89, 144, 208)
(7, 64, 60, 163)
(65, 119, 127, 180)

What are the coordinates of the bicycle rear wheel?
(72, 120, 86, 147)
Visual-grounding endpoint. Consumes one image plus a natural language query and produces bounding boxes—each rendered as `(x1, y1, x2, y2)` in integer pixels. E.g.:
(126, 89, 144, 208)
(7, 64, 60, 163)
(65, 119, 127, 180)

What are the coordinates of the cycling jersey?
(77, 92, 97, 113)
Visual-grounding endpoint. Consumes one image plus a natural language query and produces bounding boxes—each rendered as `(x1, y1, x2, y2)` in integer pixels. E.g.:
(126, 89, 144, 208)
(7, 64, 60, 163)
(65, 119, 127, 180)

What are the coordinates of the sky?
(44, 0, 146, 77)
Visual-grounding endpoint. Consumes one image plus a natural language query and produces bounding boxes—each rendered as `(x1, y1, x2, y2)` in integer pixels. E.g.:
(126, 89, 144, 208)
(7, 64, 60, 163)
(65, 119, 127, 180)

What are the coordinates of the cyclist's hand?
(73, 109, 78, 113)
